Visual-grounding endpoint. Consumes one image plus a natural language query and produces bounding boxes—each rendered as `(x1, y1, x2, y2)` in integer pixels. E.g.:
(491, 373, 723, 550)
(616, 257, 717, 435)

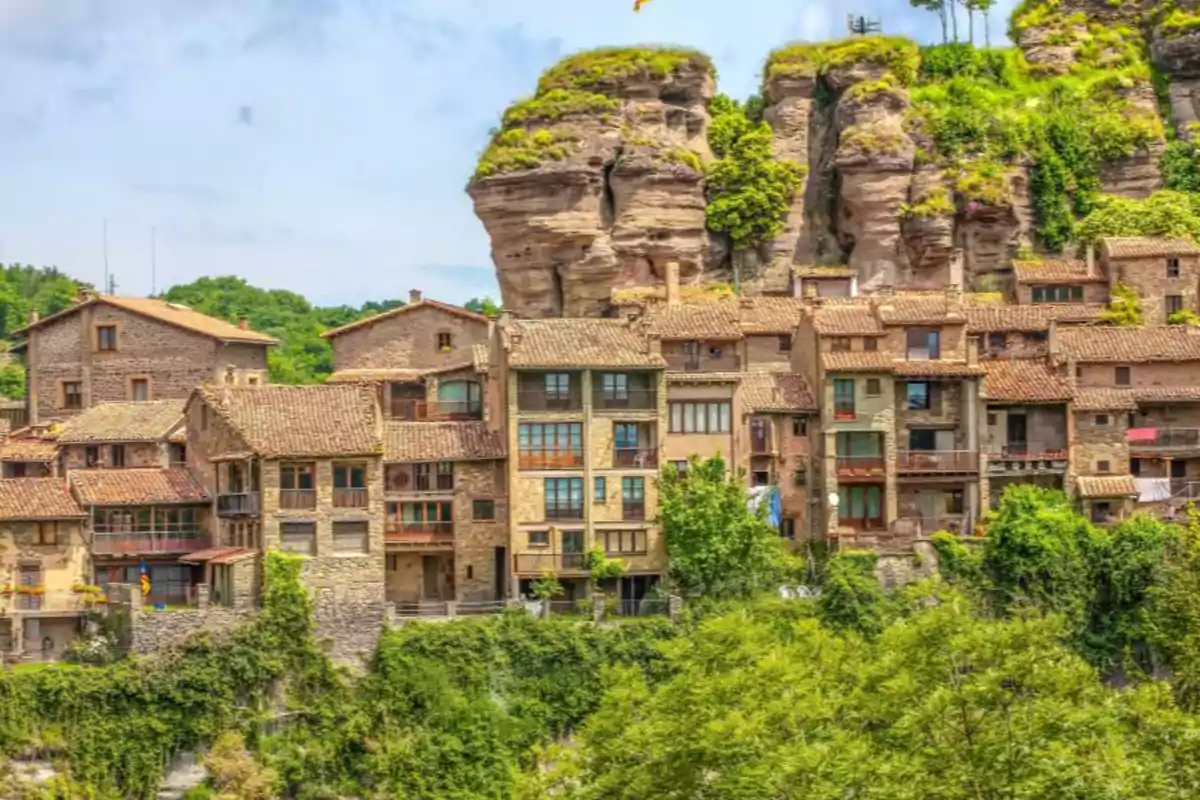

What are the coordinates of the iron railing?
(613, 447, 657, 469)
(92, 528, 207, 556)
(896, 450, 978, 473)
(217, 492, 259, 515)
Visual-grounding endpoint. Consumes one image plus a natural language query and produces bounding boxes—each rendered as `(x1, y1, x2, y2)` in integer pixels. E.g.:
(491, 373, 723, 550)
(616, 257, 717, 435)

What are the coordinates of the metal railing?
(386, 521, 454, 535)
(665, 353, 741, 372)
(593, 389, 657, 410)
(1127, 428, 1200, 450)
(516, 391, 582, 412)
(333, 488, 368, 508)
(1171, 480, 1200, 500)
(217, 492, 260, 515)
(613, 447, 658, 469)
(896, 450, 978, 473)
(92, 529, 207, 556)
(391, 399, 483, 422)
(518, 451, 584, 470)
(279, 488, 317, 510)
(990, 443, 1068, 461)
(514, 553, 588, 573)
(835, 456, 885, 475)
(393, 600, 507, 618)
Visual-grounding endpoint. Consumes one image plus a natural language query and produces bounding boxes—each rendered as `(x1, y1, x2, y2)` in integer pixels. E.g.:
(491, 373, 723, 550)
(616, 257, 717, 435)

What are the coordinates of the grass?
(473, 127, 581, 180)
(537, 46, 714, 94)
(502, 89, 618, 127)
(764, 36, 920, 87)
(1160, 8, 1200, 39)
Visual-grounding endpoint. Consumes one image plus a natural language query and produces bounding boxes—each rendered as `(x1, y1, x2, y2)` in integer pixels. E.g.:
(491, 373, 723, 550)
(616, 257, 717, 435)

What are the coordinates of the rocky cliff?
(470, 1, 1182, 316)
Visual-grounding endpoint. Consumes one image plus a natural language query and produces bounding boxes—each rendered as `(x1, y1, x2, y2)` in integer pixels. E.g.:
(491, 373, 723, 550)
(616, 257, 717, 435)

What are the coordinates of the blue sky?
(0, 0, 1017, 307)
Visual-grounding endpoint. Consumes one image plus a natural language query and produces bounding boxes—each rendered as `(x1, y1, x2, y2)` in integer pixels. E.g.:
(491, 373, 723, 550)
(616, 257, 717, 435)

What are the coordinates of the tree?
(464, 296, 501, 317)
(0, 362, 24, 400)
(965, 0, 995, 45)
(911, 0, 949, 43)
(816, 550, 887, 637)
(658, 455, 793, 598)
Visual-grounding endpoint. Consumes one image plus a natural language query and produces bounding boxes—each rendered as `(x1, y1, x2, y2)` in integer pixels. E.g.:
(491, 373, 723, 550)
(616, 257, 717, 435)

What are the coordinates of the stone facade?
(0, 518, 90, 660)
(1107, 252, 1200, 325)
(60, 441, 164, 470)
(328, 301, 489, 373)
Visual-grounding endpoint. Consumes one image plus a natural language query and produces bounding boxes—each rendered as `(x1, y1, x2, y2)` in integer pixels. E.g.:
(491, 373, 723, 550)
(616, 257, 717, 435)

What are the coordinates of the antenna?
(151, 226, 157, 296)
(846, 14, 882, 35)
(102, 218, 109, 296)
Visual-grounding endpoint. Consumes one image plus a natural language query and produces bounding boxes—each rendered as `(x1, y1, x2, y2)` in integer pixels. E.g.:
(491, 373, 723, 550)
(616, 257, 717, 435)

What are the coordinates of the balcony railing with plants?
(835, 456, 885, 477)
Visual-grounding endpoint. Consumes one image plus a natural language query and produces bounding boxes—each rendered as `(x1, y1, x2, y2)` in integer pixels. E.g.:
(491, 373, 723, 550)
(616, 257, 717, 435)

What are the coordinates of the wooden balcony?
(391, 399, 483, 422)
(836, 456, 885, 479)
(664, 353, 741, 372)
(896, 450, 978, 475)
(1127, 428, 1200, 455)
(385, 521, 455, 549)
(333, 488, 369, 508)
(217, 492, 260, 517)
(92, 528, 209, 556)
(987, 444, 1068, 476)
(518, 451, 584, 470)
(613, 447, 658, 469)
(279, 489, 317, 510)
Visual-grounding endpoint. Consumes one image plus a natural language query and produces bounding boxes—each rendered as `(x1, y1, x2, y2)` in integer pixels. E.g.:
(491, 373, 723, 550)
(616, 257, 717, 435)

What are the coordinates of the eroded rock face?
(958, 168, 1034, 287)
(1153, 24, 1200, 140)
(469, 56, 717, 318)
(762, 73, 816, 293)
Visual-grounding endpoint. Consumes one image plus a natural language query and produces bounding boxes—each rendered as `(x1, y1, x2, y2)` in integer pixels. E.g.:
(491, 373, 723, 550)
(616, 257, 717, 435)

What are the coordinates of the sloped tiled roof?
(737, 297, 804, 334)
(876, 294, 964, 325)
(0, 479, 84, 520)
(383, 422, 505, 462)
(981, 360, 1073, 403)
(965, 304, 1107, 332)
(473, 343, 490, 372)
(666, 372, 743, 384)
(795, 266, 856, 278)
(1102, 237, 1200, 259)
(325, 361, 475, 384)
(1057, 327, 1200, 363)
(508, 319, 666, 368)
(199, 384, 382, 458)
(1132, 386, 1200, 403)
(1073, 388, 1138, 411)
(71, 468, 209, 506)
(0, 439, 57, 463)
(14, 296, 277, 344)
(1013, 259, 1106, 284)
(55, 400, 185, 444)
(645, 302, 742, 340)
(810, 303, 884, 336)
(822, 352, 896, 373)
(1076, 475, 1138, 498)
(320, 298, 488, 339)
(740, 372, 816, 412)
(892, 361, 985, 378)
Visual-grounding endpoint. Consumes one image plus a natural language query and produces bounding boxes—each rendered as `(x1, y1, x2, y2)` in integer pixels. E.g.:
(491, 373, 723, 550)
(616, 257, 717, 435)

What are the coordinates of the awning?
(180, 547, 258, 565)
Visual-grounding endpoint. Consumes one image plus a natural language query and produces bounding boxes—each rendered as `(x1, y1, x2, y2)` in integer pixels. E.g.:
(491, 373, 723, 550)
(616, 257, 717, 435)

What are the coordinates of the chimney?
(236, 316, 249, 330)
(27, 309, 38, 325)
(664, 261, 680, 307)
(1086, 244, 1096, 278)
(409, 289, 423, 304)
(967, 335, 979, 367)
(76, 288, 91, 304)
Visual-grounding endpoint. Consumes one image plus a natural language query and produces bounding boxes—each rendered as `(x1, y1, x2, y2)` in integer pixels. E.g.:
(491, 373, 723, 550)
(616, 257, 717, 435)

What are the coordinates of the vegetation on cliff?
(0, 265, 83, 399)
(535, 46, 714, 94)
(763, 36, 921, 86)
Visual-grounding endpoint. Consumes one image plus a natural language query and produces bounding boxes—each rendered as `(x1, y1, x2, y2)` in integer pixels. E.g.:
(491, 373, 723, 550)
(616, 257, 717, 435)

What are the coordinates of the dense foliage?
(0, 264, 84, 399)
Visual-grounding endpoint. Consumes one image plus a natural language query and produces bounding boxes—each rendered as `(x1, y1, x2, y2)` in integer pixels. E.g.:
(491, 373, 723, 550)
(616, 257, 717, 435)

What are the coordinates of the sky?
(0, 0, 1019, 308)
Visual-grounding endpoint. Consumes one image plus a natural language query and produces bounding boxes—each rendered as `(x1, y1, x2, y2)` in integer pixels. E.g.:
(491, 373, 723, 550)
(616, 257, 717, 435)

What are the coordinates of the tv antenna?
(847, 14, 882, 35)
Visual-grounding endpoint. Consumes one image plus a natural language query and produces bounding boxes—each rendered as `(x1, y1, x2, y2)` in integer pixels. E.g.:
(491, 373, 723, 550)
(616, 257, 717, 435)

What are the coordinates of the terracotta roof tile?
(1013, 259, 1106, 284)
(965, 304, 1107, 332)
(321, 298, 488, 339)
(325, 361, 475, 384)
(199, 384, 382, 458)
(14, 296, 277, 344)
(645, 302, 742, 339)
(1057, 326, 1200, 363)
(70, 468, 208, 506)
(508, 319, 666, 368)
(383, 422, 505, 462)
(876, 294, 964, 325)
(810, 302, 884, 336)
(892, 360, 985, 378)
(1073, 388, 1138, 411)
(981, 360, 1073, 403)
(1076, 475, 1138, 498)
(736, 297, 804, 334)
(740, 372, 816, 412)
(0, 479, 84, 520)
(0, 439, 57, 463)
(665, 372, 743, 383)
(1102, 237, 1200, 259)
(181, 547, 258, 565)
(1133, 386, 1200, 403)
(473, 343, 490, 372)
(795, 266, 856, 278)
(55, 400, 185, 444)
(822, 352, 896, 372)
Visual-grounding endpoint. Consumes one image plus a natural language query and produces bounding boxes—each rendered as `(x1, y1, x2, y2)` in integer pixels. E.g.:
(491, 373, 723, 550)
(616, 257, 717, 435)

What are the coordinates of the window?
(85, 446, 99, 467)
(863, 338, 878, 352)
(905, 328, 940, 360)
(1115, 366, 1131, 386)
(1168, 257, 1181, 278)
(830, 337, 851, 352)
(1167, 295, 1185, 318)
(110, 444, 125, 468)
(472, 500, 496, 520)
(545, 478, 583, 520)
(1131, 458, 1142, 477)
(280, 522, 316, 556)
(670, 460, 688, 477)
(834, 379, 856, 418)
(247, 376, 259, 386)
(37, 522, 57, 546)
(518, 423, 582, 468)
(602, 373, 628, 402)
(778, 334, 792, 353)
(394, 501, 451, 531)
(946, 489, 965, 515)
(96, 325, 117, 351)
(752, 470, 770, 486)
(908, 429, 937, 451)
(836, 432, 882, 458)
(602, 530, 647, 555)
(838, 485, 883, 526)
(528, 530, 550, 547)
(333, 463, 368, 508)
(987, 413, 997, 426)
(1031, 285, 1083, 303)
(594, 476, 607, 503)
(792, 416, 807, 436)
(668, 401, 731, 433)
(281, 462, 315, 490)
(436, 462, 454, 491)
(1094, 414, 1109, 426)
(130, 378, 149, 402)
(794, 469, 806, 486)
(781, 518, 796, 539)
(62, 381, 83, 410)
(1076, 366, 1083, 379)
(1092, 501, 1113, 524)
(332, 521, 369, 554)
(865, 378, 882, 397)
(1097, 460, 1111, 474)
(1026, 331, 1047, 343)
(906, 382, 931, 411)
(622, 477, 645, 520)
(544, 373, 571, 400)
(987, 332, 1006, 352)
(436, 332, 454, 351)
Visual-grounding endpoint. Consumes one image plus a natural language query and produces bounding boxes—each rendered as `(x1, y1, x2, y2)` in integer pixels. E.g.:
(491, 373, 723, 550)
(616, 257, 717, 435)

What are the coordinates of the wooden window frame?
(36, 522, 57, 546)
(60, 380, 84, 411)
(436, 331, 455, 352)
(472, 499, 496, 521)
(127, 375, 152, 402)
(94, 323, 119, 352)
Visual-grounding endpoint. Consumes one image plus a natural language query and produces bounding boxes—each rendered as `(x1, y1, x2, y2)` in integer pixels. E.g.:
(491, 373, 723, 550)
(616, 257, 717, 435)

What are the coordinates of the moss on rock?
(473, 127, 581, 180)
(536, 46, 714, 94)
(764, 36, 920, 87)
(502, 89, 619, 127)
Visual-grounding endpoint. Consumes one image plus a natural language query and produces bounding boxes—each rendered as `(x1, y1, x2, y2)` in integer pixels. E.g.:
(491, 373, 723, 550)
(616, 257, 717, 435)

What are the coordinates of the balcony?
(593, 388, 657, 411)
(987, 444, 1068, 475)
(333, 488, 369, 508)
(896, 450, 978, 474)
(217, 492, 260, 516)
(664, 353, 741, 373)
(622, 500, 646, 521)
(513, 552, 588, 574)
(517, 391, 582, 413)
(92, 528, 209, 556)
(836, 456, 885, 479)
(750, 433, 773, 456)
(385, 521, 455, 549)
(278, 489, 317, 510)
(833, 405, 856, 421)
(391, 399, 483, 422)
(613, 447, 658, 469)
(518, 451, 584, 470)
(1127, 428, 1200, 454)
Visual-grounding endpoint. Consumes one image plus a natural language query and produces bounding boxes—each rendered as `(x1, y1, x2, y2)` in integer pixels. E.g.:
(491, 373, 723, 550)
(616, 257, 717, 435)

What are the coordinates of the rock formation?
(1151, 4, 1200, 141)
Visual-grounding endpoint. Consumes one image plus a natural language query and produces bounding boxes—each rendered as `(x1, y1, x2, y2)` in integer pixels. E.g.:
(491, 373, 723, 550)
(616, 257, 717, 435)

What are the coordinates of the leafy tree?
(1076, 190, 1200, 246)
(816, 550, 887, 637)
(1101, 281, 1145, 326)
(0, 362, 24, 400)
(658, 455, 793, 599)
(911, 0, 950, 43)
(531, 568, 565, 602)
(965, 0, 995, 44)
(464, 296, 501, 317)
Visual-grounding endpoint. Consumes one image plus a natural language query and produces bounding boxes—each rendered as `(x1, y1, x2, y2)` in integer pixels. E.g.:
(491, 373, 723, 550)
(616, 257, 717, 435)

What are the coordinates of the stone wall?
(1073, 411, 1130, 477)
(453, 459, 509, 601)
(1112, 254, 1200, 325)
(330, 305, 489, 373)
(61, 442, 163, 470)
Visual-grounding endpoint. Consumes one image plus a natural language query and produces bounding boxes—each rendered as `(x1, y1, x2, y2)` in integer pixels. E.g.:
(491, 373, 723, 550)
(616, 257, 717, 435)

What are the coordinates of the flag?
(139, 563, 151, 597)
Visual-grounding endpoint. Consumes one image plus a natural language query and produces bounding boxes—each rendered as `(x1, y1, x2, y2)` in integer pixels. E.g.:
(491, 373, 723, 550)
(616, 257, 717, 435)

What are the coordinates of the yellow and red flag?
(139, 564, 151, 596)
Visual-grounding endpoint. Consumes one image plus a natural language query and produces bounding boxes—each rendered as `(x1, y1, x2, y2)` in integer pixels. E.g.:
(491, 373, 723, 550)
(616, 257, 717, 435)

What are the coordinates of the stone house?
(14, 293, 275, 425)
(498, 317, 668, 605)
(54, 399, 187, 471)
(966, 304, 1106, 360)
(0, 439, 56, 478)
(69, 468, 211, 606)
(1012, 258, 1109, 306)
(382, 421, 507, 607)
(1100, 237, 1200, 325)
(793, 266, 857, 299)
(184, 383, 385, 658)
(0, 478, 89, 662)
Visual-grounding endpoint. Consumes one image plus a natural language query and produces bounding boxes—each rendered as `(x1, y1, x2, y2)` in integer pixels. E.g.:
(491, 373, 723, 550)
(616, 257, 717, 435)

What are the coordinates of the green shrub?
(501, 89, 618, 127)
(1160, 8, 1200, 39)
(473, 126, 580, 180)
(537, 46, 714, 94)
(764, 35, 920, 87)
(1101, 281, 1145, 327)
